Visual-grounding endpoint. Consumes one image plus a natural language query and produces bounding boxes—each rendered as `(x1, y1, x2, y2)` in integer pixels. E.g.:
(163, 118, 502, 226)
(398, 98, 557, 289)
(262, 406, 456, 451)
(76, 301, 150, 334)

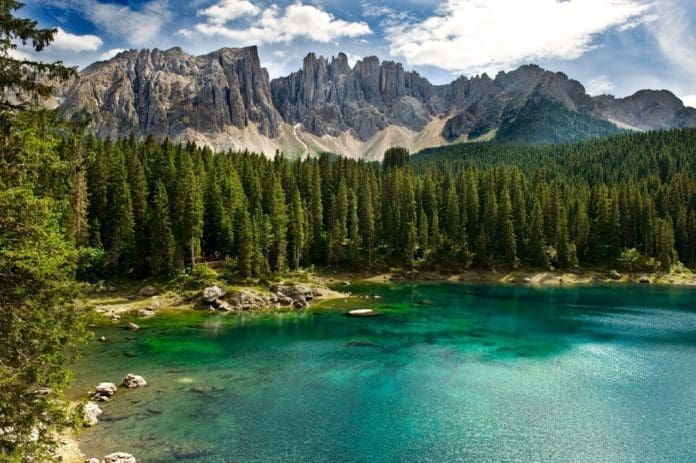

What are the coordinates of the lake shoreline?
(325, 268, 696, 287)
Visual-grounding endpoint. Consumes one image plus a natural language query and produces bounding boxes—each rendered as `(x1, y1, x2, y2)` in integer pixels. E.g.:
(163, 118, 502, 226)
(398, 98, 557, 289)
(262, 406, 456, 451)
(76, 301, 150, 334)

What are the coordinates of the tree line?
(70, 133, 696, 280)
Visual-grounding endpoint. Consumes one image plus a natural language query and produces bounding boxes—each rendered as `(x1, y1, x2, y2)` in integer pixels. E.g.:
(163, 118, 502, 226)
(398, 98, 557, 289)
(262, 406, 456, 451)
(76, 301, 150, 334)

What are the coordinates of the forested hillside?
(494, 98, 622, 144)
(66, 129, 696, 281)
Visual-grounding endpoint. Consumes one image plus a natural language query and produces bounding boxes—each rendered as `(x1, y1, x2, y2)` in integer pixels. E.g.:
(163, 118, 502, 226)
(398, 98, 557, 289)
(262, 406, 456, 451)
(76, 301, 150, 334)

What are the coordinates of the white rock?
(127, 323, 139, 331)
(95, 382, 117, 397)
(122, 373, 147, 388)
(202, 284, 225, 302)
(104, 452, 137, 463)
(83, 402, 102, 427)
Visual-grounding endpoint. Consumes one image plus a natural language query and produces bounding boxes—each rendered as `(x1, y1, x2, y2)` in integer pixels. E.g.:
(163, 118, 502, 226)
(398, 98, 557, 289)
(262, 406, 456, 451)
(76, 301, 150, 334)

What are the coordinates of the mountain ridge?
(58, 45, 696, 158)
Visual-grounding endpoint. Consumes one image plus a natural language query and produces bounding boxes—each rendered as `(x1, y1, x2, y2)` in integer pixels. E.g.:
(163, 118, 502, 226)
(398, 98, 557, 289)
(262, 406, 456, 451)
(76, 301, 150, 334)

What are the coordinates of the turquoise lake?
(71, 283, 696, 462)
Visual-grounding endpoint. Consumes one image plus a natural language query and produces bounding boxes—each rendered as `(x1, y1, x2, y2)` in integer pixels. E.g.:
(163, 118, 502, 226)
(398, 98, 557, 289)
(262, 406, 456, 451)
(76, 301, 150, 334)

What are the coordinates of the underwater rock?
(127, 323, 139, 331)
(345, 309, 380, 317)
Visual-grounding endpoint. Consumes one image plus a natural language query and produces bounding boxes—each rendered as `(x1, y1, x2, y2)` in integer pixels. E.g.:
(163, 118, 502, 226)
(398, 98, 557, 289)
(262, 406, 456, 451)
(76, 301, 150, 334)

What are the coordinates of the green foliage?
(76, 246, 108, 281)
(0, 4, 88, 459)
(382, 146, 409, 170)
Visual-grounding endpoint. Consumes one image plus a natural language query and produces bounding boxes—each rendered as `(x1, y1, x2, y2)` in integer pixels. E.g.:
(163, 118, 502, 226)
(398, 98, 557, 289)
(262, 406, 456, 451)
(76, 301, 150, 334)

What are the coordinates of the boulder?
(127, 323, 139, 331)
(94, 382, 117, 397)
(609, 269, 622, 280)
(98, 336, 108, 343)
(202, 284, 225, 303)
(110, 315, 121, 322)
(137, 308, 155, 319)
(103, 453, 137, 463)
(85, 459, 100, 463)
(122, 373, 147, 388)
(138, 286, 157, 297)
(212, 300, 234, 312)
(639, 276, 651, 284)
(83, 402, 102, 427)
(522, 277, 531, 284)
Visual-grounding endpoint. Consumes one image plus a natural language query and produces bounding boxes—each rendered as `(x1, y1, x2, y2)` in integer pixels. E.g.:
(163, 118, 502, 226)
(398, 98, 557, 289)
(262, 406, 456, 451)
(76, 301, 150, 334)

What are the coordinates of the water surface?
(71, 283, 696, 462)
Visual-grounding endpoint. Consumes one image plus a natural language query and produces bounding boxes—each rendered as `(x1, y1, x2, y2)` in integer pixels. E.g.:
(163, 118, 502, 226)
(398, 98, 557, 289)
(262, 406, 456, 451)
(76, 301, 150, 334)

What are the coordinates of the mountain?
(58, 46, 696, 159)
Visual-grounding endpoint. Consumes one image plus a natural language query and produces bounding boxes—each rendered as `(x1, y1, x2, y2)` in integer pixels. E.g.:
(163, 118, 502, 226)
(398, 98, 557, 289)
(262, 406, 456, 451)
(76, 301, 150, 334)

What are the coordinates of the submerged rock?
(127, 323, 140, 331)
(345, 309, 380, 317)
(122, 373, 147, 388)
(83, 402, 102, 427)
(345, 340, 379, 348)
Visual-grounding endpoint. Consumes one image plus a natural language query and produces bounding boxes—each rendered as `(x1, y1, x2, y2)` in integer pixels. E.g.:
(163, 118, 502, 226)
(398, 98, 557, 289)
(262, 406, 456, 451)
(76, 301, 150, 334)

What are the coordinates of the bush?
(76, 247, 108, 281)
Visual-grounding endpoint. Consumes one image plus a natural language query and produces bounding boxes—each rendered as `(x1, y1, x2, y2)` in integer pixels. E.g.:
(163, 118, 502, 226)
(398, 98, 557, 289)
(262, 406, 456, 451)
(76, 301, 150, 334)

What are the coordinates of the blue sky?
(20, 0, 696, 106)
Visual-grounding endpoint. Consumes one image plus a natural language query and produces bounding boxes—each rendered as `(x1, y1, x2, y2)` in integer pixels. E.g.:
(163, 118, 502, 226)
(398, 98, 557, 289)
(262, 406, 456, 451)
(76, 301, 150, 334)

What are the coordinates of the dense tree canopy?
(69, 130, 696, 282)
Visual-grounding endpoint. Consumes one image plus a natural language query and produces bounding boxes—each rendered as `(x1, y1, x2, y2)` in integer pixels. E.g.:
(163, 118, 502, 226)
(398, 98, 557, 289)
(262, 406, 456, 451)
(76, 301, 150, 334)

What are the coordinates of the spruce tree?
(149, 180, 177, 276)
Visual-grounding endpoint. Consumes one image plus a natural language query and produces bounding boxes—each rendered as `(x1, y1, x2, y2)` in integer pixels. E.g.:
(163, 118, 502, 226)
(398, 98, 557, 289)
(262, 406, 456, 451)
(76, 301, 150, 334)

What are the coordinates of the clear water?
(70, 283, 696, 462)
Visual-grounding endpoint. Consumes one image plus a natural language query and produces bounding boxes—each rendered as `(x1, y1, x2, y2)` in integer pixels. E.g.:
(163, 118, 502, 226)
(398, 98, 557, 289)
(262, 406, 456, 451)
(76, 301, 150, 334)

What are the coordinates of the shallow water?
(71, 283, 696, 462)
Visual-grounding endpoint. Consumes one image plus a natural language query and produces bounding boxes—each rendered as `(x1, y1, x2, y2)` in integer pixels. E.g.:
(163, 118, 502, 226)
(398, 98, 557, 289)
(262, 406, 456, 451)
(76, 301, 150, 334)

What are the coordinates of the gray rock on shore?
(138, 286, 157, 297)
(202, 284, 225, 302)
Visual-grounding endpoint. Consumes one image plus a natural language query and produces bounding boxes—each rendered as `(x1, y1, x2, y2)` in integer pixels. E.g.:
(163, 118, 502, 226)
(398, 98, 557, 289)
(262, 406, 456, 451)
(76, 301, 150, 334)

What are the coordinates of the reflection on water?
(71, 283, 696, 462)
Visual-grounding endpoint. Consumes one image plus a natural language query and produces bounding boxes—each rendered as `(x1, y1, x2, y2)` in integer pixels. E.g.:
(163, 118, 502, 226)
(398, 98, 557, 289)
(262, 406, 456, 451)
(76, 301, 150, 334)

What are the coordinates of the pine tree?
(329, 178, 348, 265)
(288, 187, 306, 269)
(529, 201, 549, 268)
(556, 207, 572, 268)
(236, 208, 254, 278)
(148, 180, 177, 276)
(104, 150, 135, 272)
(358, 177, 376, 269)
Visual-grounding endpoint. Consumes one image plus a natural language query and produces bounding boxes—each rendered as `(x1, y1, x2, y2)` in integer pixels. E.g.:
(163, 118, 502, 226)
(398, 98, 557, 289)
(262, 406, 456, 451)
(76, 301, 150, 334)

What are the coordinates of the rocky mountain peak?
(59, 46, 696, 158)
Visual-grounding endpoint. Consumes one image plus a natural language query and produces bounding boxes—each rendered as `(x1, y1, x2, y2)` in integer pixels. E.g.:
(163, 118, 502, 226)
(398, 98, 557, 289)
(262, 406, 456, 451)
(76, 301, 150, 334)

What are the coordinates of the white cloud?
(198, 0, 260, 25)
(195, 2, 372, 44)
(386, 0, 651, 74)
(6, 47, 33, 61)
(52, 27, 103, 52)
(99, 48, 126, 60)
(586, 75, 616, 95)
(649, 0, 696, 80)
(45, 0, 171, 46)
(176, 28, 195, 39)
(681, 95, 696, 108)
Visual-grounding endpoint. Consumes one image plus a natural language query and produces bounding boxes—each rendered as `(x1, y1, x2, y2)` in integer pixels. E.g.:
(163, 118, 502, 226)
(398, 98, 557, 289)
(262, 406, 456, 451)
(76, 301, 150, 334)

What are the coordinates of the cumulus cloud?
(586, 75, 616, 95)
(99, 48, 126, 60)
(198, 0, 260, 25)
(386, 0, 651, 74)
(52, 27, 103, 52)
(195, 2, 372, 44)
